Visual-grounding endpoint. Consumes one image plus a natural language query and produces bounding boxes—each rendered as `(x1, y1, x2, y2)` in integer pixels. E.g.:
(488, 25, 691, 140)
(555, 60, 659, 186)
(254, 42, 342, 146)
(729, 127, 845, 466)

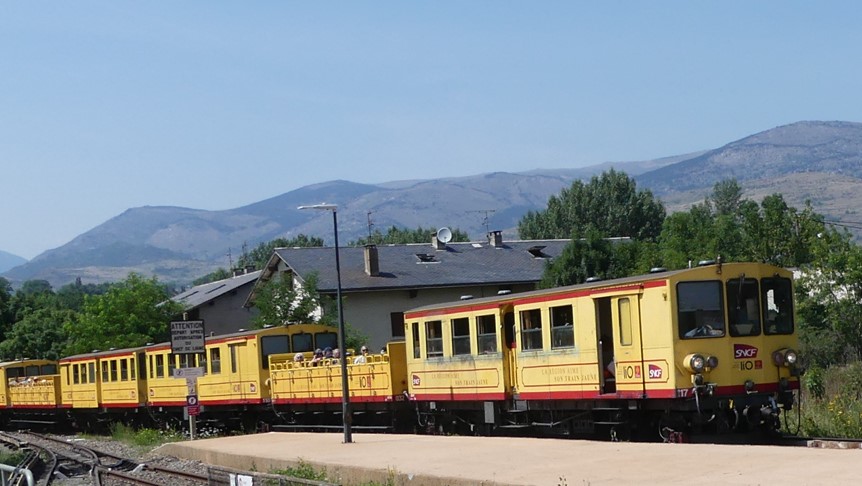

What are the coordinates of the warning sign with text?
(170, 320, 206, 354)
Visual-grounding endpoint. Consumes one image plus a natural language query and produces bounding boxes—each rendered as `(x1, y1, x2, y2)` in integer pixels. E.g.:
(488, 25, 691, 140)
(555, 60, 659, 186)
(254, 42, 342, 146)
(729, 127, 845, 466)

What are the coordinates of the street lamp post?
(297, 203, 352, 443)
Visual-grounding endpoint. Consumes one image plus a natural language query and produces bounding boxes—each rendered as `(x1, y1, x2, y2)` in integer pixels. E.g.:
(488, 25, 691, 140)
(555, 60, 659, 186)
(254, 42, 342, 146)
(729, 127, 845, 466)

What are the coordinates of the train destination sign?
(170, 319, 206, 354)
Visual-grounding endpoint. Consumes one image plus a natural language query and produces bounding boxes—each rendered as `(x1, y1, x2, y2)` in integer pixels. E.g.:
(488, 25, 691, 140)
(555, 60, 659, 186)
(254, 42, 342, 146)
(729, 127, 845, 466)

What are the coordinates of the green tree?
(709, 178, 744, 216)
(0, 307, 71, 360)
(518, 169, 666, 241)
(192, 268, 232, 286)
(65, 273, 184, 355)
(350, 226, 469, 246)
(252, 272, 325, 328)
(0, 277, 13, 336)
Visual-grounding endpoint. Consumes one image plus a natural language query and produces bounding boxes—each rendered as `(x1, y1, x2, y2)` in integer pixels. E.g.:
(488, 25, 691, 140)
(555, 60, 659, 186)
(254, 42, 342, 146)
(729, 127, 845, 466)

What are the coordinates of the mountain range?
(4, 120, 861, 288)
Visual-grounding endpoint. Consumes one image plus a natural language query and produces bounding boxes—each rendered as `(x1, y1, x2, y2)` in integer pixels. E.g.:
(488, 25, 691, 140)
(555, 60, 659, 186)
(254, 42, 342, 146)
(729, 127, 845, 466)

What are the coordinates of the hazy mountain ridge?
(0, 250, 26, 274)
(4, 120, 862, 287)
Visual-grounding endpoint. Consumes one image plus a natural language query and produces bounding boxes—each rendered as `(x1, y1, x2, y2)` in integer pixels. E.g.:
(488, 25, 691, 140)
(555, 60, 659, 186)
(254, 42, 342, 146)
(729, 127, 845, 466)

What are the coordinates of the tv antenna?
(226, 248, 234, 270)
(469, 209, 496, 235)
(367, 211, 375, 240)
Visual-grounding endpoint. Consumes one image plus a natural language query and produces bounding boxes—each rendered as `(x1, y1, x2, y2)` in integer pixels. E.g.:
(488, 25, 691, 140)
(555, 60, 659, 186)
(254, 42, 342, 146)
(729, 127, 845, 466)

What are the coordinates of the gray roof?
(265, 240, 572, 293)
(172, 270, 261, 309)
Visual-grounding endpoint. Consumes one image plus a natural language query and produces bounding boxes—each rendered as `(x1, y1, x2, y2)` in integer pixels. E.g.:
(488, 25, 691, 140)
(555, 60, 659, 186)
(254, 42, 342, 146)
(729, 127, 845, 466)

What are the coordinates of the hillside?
(0, 250, 26, 274)
(4, 120, 862, 287)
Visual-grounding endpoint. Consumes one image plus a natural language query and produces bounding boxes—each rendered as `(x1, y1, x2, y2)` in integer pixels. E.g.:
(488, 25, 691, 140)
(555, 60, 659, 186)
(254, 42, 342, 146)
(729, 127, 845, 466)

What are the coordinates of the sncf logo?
(734, 344, 758, 359)
(412, 374, 421, 386)
(648, 364, 663, 379)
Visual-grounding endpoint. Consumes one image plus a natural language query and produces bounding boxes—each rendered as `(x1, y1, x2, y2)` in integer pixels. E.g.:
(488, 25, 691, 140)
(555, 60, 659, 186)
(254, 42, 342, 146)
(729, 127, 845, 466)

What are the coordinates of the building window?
(551, 304, 574, 349)
(476, 314, 497, 354)
(520, 308, 543, 351)
(391, 312, 405, 338)
(451, 317, 470, 356)
(425, 320, 443, 358)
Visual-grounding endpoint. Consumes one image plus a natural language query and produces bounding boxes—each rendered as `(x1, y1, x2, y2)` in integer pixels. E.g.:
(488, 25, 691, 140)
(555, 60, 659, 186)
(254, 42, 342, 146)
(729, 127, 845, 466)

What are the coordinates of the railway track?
(2, 431, 208, 486)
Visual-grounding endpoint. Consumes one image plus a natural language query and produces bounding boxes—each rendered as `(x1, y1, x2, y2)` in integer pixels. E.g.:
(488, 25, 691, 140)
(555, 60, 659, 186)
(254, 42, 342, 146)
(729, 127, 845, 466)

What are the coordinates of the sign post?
(170, 320, 206, 440)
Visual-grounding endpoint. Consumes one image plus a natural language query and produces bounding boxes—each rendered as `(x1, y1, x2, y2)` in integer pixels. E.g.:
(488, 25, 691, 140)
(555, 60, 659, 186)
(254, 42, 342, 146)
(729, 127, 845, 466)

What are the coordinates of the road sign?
(170, 320, 206, 354)
(187, 395, 198, 406)
(172, 367, 206, 379)
(187, 405, 201, 416)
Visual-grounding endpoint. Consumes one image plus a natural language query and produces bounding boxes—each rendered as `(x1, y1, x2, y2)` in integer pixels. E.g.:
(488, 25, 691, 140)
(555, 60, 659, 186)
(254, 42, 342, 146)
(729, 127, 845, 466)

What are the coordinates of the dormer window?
(527, 246, 549, 258)
(415, 253, 438, 263)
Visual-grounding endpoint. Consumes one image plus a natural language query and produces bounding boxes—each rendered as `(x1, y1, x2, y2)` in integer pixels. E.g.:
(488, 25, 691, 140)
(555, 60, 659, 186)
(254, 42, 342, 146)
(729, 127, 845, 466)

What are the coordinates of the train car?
(404, 261, 801, 440)
(268, 341, 410, 431)
(1, 359, 60, 426)
(145, 324, 339, 429)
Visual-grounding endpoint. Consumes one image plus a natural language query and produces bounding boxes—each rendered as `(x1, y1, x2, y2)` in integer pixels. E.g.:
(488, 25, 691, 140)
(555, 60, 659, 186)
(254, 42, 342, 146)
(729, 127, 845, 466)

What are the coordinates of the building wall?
(341, 284, 536, 351)
(192, 286, 260, 336)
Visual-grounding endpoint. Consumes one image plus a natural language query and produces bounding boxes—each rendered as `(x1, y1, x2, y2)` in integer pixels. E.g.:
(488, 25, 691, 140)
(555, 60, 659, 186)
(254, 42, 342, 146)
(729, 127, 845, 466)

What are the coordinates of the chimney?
(364, 244, 380, 276)
(432, 235, 446, 250)
(488, 230, 503, 247)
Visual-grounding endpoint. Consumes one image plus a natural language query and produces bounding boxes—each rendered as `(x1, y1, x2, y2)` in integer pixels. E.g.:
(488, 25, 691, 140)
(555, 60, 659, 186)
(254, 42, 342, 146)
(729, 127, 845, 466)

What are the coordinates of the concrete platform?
(158, 432, 862, 485)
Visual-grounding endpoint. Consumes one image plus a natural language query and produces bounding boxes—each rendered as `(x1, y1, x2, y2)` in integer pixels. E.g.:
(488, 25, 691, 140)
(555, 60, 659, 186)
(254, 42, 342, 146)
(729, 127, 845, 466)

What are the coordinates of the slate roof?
(263, 239, 573, 293)
(172, 270, 261, 309)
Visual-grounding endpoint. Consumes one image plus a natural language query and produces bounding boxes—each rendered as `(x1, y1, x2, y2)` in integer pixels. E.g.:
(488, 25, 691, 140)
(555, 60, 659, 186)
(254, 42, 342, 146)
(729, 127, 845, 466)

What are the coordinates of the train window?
(618, 299, 632, 346)
(229, 345, 239, 373)
(42, 364, 57, 375)
(550, 305, 575, 349)
(727, 278, 761, 337)
(102, 361, 109, 382)
(261, 335, 290, 369)
(178, 353, 194, 369)
(120, 359, 128, 381)
(476, 315, 497, 354)
(451, 317, 471, 356)
(292, 333, 314, 353)
(315, 332, 338, 351)
(520, 309, 543, 351)
(7, 367, 22, 379)
(73, 365, 80, 385)
(762, 277, 794, 335)
(110, 360, 118, 382)
(677, 281, 725, 339)
(155, 354, 165, 378)
(197, 352, 206, 374)
(168, 353, 177, 377)
(25, 365, 39, 376)
(88, 362, 96, 383)
(210, 348, 221, 374)
(81, 363, 88, 383)
(411, 322, 421, 359)
(425, 320, 443, 358)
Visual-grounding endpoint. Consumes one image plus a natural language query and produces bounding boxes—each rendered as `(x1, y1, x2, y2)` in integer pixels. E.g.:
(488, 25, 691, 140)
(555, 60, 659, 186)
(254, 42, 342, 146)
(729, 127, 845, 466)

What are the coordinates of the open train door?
(501, 305, 517, 395)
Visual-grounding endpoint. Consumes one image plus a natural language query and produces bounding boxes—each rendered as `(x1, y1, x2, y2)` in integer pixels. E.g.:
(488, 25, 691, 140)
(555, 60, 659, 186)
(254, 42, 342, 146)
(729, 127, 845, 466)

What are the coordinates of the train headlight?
(706, 355, 719, 369)
(684, 353, 706, 373)
(772, 348, 799, 367)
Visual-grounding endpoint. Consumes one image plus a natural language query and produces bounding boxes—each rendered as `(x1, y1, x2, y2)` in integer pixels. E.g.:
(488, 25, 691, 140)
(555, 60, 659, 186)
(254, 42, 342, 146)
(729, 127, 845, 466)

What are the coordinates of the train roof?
(0, 358, 56, 368)
(58, 323, 335, 361)
(404, 262, 787, 316)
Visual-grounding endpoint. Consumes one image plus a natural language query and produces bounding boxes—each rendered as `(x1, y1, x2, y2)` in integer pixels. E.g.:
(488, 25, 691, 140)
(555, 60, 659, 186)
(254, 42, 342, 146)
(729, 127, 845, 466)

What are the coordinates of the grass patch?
(0, 449, 26, 465)
(785, 362, 862, 438)
(109, 423, 185, 447)
(272, 461, 328, 481)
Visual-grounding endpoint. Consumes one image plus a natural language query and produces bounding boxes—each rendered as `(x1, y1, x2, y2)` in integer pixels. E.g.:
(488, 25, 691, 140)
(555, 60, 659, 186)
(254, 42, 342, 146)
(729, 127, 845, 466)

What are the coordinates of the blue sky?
(2, 2, 861, 260)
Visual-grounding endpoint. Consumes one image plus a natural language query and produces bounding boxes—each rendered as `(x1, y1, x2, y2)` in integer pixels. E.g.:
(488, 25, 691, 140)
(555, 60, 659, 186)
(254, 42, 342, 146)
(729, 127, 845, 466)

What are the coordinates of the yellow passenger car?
(404, 261, 801, 439)
(59, 347, 148, 410)
(146, 324, 338, 409)
(2, 359, 59, 410)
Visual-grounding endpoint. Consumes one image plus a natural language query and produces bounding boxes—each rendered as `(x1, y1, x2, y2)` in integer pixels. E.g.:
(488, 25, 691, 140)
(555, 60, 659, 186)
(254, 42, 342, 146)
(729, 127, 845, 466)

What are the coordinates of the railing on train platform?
(206, 465, 339, 486)
(0, 463, 35, 486)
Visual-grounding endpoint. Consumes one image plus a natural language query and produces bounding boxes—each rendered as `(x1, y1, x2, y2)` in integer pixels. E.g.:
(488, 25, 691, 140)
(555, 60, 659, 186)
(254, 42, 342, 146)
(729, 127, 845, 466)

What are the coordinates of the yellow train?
(403, 260, 801, 439)
(0, 261, 801, 441)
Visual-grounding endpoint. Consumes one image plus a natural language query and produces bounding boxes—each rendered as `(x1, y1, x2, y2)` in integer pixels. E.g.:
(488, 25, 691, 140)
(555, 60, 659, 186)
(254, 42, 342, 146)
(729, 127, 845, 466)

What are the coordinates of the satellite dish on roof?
(436, 227, 452, 243)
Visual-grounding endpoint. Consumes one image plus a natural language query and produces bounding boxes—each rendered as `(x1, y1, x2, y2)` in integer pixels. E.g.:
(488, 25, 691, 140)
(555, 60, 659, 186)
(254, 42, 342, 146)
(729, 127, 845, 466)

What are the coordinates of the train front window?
(677, 281, 725, 339)
(727, 277, 761, 337)
(763, 277, 794, 335)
